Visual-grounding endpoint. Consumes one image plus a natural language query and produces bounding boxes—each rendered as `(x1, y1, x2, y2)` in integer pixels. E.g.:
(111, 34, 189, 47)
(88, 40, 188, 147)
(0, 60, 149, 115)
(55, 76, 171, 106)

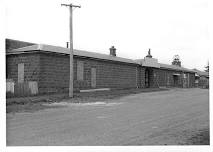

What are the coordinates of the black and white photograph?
(1, 0, 212, 151)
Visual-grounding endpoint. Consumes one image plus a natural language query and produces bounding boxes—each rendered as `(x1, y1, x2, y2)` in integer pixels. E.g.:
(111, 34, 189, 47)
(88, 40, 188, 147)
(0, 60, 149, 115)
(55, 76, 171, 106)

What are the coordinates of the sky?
(5, 0, 210, 71)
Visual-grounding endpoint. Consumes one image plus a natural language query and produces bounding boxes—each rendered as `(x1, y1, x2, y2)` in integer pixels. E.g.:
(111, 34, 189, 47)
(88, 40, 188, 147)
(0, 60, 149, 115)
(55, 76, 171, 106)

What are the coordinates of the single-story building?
(135, 53, 195, 88)
(193, 69, 209, 88)
(6, 39, 195, 97)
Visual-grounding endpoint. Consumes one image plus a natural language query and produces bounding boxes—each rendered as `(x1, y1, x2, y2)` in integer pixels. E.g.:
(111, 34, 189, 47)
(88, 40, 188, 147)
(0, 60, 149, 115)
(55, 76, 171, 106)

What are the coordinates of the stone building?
(6, 39, 195, 97)
(193, 69, 209, 88)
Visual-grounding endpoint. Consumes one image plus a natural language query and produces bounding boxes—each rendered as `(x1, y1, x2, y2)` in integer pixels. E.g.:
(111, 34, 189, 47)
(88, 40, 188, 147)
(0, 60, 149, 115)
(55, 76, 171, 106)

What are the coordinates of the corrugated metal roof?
(6, 38, 35, 51)
(159, 63, 195, 73)
(192, 69, 209, 77)
(6, 44, 195, 73)
(6, 44, 137, 64)
(135, 59, 194, 73)
(134, 59, 142, 64)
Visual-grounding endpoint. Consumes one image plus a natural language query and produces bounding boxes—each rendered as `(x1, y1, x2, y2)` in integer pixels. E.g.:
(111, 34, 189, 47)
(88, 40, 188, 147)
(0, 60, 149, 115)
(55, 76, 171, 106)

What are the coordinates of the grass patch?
(6, 88, 168, 113)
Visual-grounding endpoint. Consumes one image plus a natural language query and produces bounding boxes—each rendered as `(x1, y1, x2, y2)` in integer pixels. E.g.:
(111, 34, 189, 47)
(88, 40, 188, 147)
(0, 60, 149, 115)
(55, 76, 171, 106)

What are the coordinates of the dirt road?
(6, 88, 209, 145)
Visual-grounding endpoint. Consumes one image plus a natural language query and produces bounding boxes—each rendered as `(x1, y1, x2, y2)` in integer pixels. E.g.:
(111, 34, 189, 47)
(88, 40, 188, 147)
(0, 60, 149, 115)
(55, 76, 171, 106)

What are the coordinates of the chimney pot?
(110, 46, 116, 56)
(66, 42, 69, 48)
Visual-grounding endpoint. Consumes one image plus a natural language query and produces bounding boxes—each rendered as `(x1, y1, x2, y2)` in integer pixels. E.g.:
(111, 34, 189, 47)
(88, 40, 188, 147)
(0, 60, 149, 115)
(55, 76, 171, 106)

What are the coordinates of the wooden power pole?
(61, 3, 81, 97)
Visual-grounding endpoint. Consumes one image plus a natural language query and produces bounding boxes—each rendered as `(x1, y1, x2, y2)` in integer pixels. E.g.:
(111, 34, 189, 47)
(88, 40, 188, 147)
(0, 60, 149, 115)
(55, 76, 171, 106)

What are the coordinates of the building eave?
(6, 44, 138, 65)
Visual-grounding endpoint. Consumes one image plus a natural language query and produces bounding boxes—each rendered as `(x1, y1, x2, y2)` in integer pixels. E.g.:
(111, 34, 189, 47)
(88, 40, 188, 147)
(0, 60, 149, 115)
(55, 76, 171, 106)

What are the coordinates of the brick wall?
(157, 68, 195, 88)
(136, 66, 145, 88)
(158, 69, 167, 87)
(38, 53, 138, 93)
(158, 69, 183, 87)
(6, 53, 40, 82)
(189, 73, 195, 87)
(6, 51, 195, 96)
(6, 53, 40, 96)
(75, 57, 138, 90)
(198, 76, 209, 88)
(143, 67, 159, 88)
(151, 68, 159, 87)
(39, 53, 70, 94)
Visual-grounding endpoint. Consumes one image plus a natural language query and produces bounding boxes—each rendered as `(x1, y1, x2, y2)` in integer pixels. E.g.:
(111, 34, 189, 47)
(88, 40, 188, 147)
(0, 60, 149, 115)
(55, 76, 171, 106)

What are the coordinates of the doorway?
(145, 68, 153, 88)
(173, 75, 178, 87)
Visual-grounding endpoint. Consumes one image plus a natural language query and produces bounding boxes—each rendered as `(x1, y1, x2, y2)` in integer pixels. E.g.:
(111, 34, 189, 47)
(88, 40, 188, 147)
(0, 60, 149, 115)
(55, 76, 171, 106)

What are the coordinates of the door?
(91, 68, 96, 88)
(182, 73, 187, 88)
(145, 68, 149, 88)
(173, 75, 178, 87)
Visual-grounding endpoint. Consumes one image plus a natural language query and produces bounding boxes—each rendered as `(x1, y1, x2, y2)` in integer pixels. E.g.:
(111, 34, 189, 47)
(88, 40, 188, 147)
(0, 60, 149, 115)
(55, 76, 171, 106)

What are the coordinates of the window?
(77, 61, 84, 80)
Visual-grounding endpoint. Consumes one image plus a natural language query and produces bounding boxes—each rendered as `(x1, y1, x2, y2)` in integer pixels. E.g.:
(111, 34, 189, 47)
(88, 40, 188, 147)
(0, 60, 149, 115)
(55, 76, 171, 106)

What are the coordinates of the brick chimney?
(109, 46, 116, 56)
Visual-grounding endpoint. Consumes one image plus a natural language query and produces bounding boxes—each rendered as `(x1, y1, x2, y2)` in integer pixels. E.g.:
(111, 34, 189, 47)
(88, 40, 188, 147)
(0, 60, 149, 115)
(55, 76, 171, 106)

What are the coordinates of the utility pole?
(61, 3, 81, 97)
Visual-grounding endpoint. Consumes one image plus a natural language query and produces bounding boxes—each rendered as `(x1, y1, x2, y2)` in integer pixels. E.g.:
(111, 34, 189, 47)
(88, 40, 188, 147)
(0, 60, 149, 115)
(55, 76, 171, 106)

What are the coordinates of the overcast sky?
(5, 0, 210, 70)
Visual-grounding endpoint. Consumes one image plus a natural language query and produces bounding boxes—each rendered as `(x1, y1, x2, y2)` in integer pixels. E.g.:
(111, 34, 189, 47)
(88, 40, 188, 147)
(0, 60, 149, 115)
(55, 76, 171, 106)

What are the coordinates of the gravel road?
(6, 88, 209, 145)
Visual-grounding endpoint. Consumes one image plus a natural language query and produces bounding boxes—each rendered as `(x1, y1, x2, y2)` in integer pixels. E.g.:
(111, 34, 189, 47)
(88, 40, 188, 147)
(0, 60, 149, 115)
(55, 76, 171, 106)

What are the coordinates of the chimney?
(66, 42, 69, 48)
(109, 46, 116, 56)
(146, 48, 152, 58)
(172, 55, 181, 67)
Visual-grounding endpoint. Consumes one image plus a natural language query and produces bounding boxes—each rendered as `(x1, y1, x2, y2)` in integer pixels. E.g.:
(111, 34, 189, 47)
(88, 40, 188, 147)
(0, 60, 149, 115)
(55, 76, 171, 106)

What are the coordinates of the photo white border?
(1, 0, 212, 152)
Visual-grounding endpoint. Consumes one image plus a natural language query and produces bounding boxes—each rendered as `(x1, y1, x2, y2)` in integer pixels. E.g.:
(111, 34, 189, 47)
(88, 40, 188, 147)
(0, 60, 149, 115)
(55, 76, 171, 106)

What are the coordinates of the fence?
(6, 80, 38, 97)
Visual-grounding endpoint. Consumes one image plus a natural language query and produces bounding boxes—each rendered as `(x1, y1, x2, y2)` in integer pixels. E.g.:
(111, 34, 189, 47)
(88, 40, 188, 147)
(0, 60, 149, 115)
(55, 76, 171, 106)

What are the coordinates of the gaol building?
(6, 39, 195, 97)
(193, 69, 209, 88)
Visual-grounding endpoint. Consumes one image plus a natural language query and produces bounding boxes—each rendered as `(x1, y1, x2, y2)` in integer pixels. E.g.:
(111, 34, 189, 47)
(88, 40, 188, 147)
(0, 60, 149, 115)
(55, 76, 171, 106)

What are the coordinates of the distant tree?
(172, 55, 181, 67)
(204, 61, 209, 72)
